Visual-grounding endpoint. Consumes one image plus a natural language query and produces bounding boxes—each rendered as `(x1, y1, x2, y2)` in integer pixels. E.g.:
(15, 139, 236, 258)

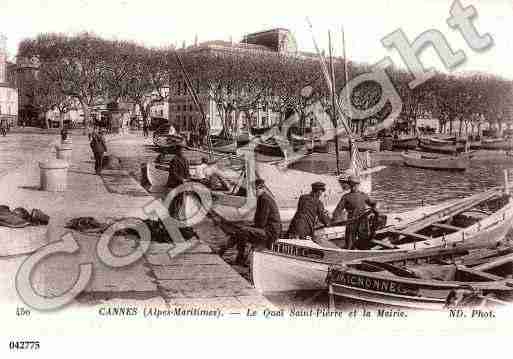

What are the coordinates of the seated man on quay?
(287, 181, 331, 240)
(331, 175, 381, 250)
(216, 178, 281, 265)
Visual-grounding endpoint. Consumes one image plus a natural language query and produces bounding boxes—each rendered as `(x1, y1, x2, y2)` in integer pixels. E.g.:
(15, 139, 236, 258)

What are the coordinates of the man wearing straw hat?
(166, 143, 190, 220)
(332, 175, 379, 249)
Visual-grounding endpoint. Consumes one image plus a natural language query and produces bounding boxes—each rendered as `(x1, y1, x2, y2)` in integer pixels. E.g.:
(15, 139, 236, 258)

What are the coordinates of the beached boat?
(250, 126, 272, 136)
(481, 138, 513, 151)
(418, 137, 464, 154)
(251, 187, 513, 293)
(254, 138, 285, 157)
(153, 134, 186, 151)
(339, 138, 381, 152)
(291, 135, 329, 153)
(393, 136, 418, 150)
(211, 138, 237, 154)
(401, 152, 470, 171)
(327, 244, 513, 310)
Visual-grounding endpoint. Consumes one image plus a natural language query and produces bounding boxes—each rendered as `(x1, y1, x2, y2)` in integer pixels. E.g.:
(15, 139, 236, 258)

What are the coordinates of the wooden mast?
(174, 50, 213, 160)
(328, 30, 340, 176)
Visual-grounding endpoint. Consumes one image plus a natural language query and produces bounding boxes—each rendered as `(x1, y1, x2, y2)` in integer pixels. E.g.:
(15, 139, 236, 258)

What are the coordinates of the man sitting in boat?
(216, 178, 282, 264)
(332, 175, 379, 249)
(287, 182, 331, 239)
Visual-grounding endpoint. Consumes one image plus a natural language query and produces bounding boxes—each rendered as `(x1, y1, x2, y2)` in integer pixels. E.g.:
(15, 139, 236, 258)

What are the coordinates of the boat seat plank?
(473, 253, 513, 272)
(431, 223, 462, 231)
(457, 266, 506, 282)
(370, 239, 398, 250)
(389, 230, 433, 241)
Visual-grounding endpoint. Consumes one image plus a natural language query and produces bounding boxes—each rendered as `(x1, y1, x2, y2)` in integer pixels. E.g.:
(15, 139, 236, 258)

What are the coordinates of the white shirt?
(168, 126, 177, 136)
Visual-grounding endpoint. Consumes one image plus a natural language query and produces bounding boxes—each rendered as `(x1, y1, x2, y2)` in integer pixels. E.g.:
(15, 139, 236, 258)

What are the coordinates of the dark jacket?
(288, 193, 331, 239)
(254, 192, 282, 242)
(90, 132, 107, 154)
(332, 191, 373, 221)
(166, 153, 190, 189)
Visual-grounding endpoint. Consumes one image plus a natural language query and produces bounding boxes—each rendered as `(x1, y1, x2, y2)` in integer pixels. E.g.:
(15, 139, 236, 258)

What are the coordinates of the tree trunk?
(458, 117, 463, 137)
(81, 102, 91, 132)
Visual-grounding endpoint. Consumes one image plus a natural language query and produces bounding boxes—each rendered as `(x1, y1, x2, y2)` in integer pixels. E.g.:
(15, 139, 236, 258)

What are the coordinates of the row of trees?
(17, 32, 513, 137)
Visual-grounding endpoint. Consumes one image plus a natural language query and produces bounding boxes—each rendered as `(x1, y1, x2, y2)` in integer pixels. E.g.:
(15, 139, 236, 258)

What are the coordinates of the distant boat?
(211, 138, 237, 154)
(339, 137, 381, 152)
(291, 134, 329, 153)
(401, 152, 470, 171)
(481, 138, 513, 151)
(327, 244, 513, 310)
(254, 138, 285, 157)
(392, 136, 418, 150)
(418, 137, 463, 154)
(250, 126, 272, 136)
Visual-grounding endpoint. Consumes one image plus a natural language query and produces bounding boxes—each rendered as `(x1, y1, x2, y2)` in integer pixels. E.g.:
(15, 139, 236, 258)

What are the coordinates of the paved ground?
(0, 130, 272, 313)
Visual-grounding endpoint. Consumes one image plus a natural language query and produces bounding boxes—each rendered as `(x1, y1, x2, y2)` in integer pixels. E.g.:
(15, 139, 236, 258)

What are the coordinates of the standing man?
(90, 128, 107, 175)
(332, 175, 379, 249)
(216, 179, 282, 264)
(0, 117, 7, 137)
(142, 119, 149, 137)
(287, 182, 331, 239)
(166, 143, 190, 220)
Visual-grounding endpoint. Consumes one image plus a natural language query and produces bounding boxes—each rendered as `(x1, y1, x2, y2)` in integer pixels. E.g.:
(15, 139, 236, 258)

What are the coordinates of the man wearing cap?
(332, 175, 378, 249)
(90, 128, 107, 175)
(287, 182, 331, 239)
(166, 144, 190, 220)
(217, 178, 282, 264)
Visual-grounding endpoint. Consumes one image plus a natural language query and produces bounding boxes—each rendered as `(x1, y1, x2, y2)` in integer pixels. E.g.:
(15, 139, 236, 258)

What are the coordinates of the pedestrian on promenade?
(60, 125, 69, 142)
(90, 128, 107, 175)
(287, 182, 331, 239)
(331, 175, 379, 249)
(0, 118, 7, 137)
(216, 179, 282, 264)
(142, 120, 149, 137)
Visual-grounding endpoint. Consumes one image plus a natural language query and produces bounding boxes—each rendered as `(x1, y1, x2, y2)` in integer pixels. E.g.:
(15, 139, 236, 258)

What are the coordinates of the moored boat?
(326, 244, 513, 310)
(418, 137, 464, 154)
(401, 152, 470, 171)
(251, 187, 513, 293)
(339, 138, 381, 152)
(254, 138, 285, 157)
(481, 138, 513, 151)
(393, 136, 418, 150)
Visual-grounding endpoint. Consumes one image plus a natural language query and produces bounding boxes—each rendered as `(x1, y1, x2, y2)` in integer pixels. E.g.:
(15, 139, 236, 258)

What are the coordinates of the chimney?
(194, 34, 198, 46)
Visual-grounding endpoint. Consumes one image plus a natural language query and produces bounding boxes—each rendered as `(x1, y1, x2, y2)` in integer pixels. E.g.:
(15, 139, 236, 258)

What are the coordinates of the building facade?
(0, 34, 18, 126)
(168, 28, 301, 133)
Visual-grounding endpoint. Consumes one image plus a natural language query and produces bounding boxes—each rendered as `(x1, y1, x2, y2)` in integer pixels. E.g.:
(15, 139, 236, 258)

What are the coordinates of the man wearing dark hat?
(287, 181, 331, 239)
(167, 143, 190, 219)
(90, 128, 107, 175)
(332, 175, 379, 249)
(217, 178, 282, 264)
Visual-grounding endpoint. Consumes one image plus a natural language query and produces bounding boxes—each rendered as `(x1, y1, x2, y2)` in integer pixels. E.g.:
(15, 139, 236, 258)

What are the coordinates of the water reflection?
(292, 153, 513, 213)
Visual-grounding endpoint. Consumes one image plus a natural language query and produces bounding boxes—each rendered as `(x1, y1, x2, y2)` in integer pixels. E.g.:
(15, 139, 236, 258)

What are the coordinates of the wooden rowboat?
(418, 137, 463, 154)
(339, 138, 381, 152)
(254, 138, 284, 157)
(327, 244, 513, 310)
(392, 136, 418, 150)
(481, 138, 513, 151)
(251, 188, 513, 293)
(401, 152, 470, 171)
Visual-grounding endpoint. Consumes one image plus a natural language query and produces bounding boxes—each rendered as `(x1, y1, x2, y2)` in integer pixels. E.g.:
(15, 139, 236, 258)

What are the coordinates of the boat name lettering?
(332, 272, 418, 296)
(272, 243, 324, 260)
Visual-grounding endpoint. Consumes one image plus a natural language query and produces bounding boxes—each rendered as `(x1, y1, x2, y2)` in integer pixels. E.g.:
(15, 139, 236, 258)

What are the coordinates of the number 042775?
(9, 341, 40, 350)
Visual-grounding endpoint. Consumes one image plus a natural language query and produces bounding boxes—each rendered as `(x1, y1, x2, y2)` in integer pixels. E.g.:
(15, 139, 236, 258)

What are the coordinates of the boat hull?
(401, 152, 469, 171)
(393, 137, 418, 150)
(481, 139, 513, 150)
(339, 138, 381, 152)
(251, 196, 513, 293)
(418, 138, 463, 154)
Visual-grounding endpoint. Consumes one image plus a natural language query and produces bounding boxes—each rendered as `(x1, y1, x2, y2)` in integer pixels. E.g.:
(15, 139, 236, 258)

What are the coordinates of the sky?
(1, 0, 512, 78)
